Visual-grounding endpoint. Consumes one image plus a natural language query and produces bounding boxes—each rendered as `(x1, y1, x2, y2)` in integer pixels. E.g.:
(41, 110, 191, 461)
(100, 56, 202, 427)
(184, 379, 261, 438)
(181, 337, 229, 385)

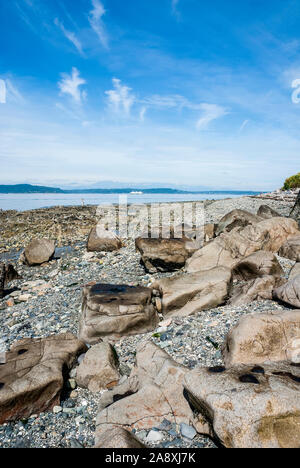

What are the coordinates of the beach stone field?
(1, 193, 300, 449)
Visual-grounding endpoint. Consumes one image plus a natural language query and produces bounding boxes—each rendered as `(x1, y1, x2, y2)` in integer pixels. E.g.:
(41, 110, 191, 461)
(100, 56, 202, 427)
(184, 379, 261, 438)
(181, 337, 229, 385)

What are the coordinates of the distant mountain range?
(0, 184, 262, 195)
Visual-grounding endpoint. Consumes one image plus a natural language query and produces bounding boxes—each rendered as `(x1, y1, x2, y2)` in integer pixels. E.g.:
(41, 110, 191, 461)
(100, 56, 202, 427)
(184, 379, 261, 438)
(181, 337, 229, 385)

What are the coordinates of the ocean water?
(0, 192, 258, 211)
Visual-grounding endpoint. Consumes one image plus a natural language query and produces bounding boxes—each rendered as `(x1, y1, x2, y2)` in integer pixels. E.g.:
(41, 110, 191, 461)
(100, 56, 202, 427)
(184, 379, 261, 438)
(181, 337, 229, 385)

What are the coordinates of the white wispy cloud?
(139, 106, 147, 122)
(240, 119, 250, 132)
(58, 68, 87, 103)
(88, 0, 108, 49)
(196, 103, 228, 130)
(0, 80, 6, 104)
(172, 0, 180, 18)
(54, 18, 83, 55)
(105, 78, 135, 116)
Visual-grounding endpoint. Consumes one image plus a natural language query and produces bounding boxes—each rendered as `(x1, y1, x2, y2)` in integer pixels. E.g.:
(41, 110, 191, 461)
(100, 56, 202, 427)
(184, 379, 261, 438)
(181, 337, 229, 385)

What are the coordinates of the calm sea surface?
(0, 192, 258, 211)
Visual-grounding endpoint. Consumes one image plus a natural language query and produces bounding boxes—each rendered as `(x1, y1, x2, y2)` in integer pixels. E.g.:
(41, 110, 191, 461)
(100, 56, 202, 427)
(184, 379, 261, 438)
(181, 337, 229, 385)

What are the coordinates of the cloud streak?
(0, 80, 6, 104)
(196, 104, 228, 130)
(105, 78, 135, 116)
(54, 18, 83, 55)
(88, 0, 108, 49)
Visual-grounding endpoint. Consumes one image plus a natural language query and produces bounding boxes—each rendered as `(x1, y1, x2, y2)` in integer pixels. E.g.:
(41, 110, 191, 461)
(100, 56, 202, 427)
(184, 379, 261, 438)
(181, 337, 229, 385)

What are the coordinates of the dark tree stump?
(290, 191, 300, 225)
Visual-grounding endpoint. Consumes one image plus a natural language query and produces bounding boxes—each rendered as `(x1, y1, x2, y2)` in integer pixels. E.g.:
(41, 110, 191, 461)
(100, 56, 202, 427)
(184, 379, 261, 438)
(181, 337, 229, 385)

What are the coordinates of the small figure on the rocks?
(0, 263, 21, 299)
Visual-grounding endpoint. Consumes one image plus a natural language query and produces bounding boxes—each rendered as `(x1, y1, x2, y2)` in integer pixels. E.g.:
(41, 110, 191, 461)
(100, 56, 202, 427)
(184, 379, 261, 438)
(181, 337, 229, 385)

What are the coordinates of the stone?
(135, 236, 198, 273)
(290, 191, 300, 225)
(76, 342, 120, 393)
(232, 251, 284, 280)
(95, 342, 198, 447)
(273, 274, 300, 308)
(216, 209, 262, 236)
(145, 430, 164, 443)
(87, 227, 122, 253)
(290, 263, 300, 279)
(152, 267, 232, 318)
(229, 276, 285, 306)
(0, 263, 21, 299)
(186, 217, 299, 273)
(257, 205, 281, 219)
(24, 239, 55, 266)
(180, 423, 197, 440)
(278, 236, 300, 261)
(79, 283, 159, 344)
(204, 224, 217, 243)
(95, 426, 146, 448)
(0, 333, 87, 424)
(223, 310, 300, 366)
(184, 362, 300, 448)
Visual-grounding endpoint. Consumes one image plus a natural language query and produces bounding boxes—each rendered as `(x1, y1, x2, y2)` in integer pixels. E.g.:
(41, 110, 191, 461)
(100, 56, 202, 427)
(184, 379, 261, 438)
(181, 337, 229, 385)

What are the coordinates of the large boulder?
(278, 235, 300, 261)
(79, 283, 159, 344)
(95, 342, 200, 447)
(184, 362, 300, 448)
(232, 251, 283, 280)
(76, 342, 120, 393)
(152, 267, 232, 318)
(24, 239, 55, 266)
(228, 276, 285, 306)
(0, 333, 87, 424)
(216, 209, 262, 236)
(87, 227, 122, 252)
(135, 236, 197, 273)
(257, 205, 281, 219)
(223, 310, 300, 366)
(95, 426, 146, 448)
(186, 217, 299, 273)
(0, 263, 21, 298)
(290, 263, 300, 279)
(273, 274, 300, 308)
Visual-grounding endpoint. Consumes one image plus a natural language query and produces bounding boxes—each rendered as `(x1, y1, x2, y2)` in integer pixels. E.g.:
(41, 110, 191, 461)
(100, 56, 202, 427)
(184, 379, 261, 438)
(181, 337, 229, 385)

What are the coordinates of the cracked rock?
(273, 274, 300, 308)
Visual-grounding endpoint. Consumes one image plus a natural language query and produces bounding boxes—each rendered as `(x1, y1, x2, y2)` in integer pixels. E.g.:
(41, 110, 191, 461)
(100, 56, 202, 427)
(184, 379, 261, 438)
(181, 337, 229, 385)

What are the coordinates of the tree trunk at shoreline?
(290, 191, 300, 226)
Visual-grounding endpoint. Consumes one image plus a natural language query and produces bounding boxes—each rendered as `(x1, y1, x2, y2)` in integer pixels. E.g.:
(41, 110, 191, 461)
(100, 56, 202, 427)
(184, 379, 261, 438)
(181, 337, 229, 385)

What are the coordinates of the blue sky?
(1, 0, 300, 190)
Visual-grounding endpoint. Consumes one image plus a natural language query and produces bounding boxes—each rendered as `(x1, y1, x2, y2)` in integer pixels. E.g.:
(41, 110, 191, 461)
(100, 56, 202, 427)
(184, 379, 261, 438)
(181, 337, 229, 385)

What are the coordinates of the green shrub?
(282, 173, 300, 190)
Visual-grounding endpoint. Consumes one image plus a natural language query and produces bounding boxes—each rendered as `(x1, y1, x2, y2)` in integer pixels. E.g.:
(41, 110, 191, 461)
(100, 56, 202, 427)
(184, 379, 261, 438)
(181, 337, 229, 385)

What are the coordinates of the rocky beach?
(0, 192, 300, 449)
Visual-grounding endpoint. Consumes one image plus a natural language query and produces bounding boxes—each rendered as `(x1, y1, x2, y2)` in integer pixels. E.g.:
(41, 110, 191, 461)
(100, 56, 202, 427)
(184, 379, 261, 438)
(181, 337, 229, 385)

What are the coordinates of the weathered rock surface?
(152, 267, 232, 318)
(24, 239, 55, 266)
(273, 274, 300, 308)
(186, 217, 299, 273)
(95, 342, 200, 446)
(229, 276, 285, 306)
(232, 251, 283, 280)
(216, 209, 262, 236)
(290, 263, 300, 279)
(0, 263, 20, 298)
(257, 205, 281, 219)
(290, 191, 300, 225)
(95, 425, 146, 448)
(0, 333, 87, 424)
(278, 235, 300, 262)
(76, 342, 120, 393)
(223, 310, 300, 366)
(184, 362, 300, 448)
(79, 283, 159, 344)
(87, 227, 122, 253)
(135, 236, 197, 273)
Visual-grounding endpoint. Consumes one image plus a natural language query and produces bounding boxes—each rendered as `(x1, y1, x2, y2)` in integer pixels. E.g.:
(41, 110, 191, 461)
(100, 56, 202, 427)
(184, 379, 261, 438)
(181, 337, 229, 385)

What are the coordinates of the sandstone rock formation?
(0, 263, 21, 299)
(232, 251, 283, 280)
(290, 263, 300, 279)
(76, 342, 120, 393)
(216, 209, 262, 236)
(273, 274, 300, 308)
(186, 217, 299, 273)
(0, 333, 87, 424)
(95, 425, 146, 448)
(95, 342, 199, 447)
(223, 310, 300, 366)
(79, 283, 159, 344)
(87, 227, 122, 253)
(24, 239, 56, 266)
(152, 267, 232, 318)
(229, 276, 285, 306)
(257, 205, 280, 219)
(135, 236, 197, 273)
(278, 235, 300, 261)
(184, 362, 300, 448)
